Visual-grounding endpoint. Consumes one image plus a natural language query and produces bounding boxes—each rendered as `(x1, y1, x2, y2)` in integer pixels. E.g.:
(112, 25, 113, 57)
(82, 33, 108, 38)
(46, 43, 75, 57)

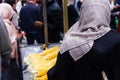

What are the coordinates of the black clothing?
(56, 0, 79, 28)
(68, 5, 79, 28)
(56, 0, 62, 9)
(7, 39, 23, 80)
(48, 29, 120, 80)
(16, 39, 23, 80)
(110, 8, 120, 30)
(47, 0, 63, 42)
(7, 58, 21, 80)
(19, 3, 43, 44)
(19, 3, 41, 32)
(40, 0, 63, 43)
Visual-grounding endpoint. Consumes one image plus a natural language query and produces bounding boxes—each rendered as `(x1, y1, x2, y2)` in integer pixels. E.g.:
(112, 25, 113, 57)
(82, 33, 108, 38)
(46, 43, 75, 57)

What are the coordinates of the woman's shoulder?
(92, 29, 120, 54)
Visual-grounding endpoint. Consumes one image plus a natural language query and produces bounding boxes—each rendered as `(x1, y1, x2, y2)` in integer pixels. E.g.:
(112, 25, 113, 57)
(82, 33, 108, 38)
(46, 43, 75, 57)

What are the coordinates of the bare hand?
(34, 21, 43, 28)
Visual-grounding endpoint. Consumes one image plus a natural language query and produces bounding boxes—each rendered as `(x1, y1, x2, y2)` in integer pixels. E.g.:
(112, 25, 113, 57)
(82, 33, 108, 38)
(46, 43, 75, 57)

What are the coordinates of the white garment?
(16, 1, 26, 14)
(110, 1, 114, 10)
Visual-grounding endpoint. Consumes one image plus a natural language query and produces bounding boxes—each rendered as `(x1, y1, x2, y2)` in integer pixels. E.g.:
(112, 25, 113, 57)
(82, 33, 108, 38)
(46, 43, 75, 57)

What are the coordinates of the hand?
(17, 31, 23, 41)
(34, 21, 43, 28)
(114, 4, 120, 9)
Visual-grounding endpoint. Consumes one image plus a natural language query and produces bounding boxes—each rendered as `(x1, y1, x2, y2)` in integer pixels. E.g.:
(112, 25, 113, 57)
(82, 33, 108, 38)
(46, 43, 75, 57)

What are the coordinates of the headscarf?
(0, 3, 13, 20)
(0, 3, 18, 58)
(60, 0, 111, 61)
(0, 3, 17, 43)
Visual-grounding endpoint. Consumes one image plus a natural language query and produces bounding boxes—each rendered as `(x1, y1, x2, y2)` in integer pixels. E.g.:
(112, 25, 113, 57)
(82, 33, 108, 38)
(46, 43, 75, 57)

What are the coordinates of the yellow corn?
(24, 46, 60, 80)
(44, 47, 59, 60)
(40, 46, 59, 56)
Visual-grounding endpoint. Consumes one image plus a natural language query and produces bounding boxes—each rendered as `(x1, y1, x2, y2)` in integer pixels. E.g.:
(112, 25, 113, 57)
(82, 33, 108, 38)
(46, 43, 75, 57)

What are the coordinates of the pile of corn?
(24, 46, 60, 80)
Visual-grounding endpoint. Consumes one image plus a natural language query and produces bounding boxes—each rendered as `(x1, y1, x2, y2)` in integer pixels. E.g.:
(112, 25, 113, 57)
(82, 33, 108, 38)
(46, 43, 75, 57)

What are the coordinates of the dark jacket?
(68, 5, 79, 28)
(48, 29, 120, 80)
(40, 0, 63, 43)
(56, 0, 80, 28)
(19, 3, 42, 32)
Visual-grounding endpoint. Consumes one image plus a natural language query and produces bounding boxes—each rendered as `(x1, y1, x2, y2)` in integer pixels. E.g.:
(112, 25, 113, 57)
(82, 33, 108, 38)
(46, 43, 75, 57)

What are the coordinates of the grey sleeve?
(0, 17, 12, 64)
(11, 11, 20, 30)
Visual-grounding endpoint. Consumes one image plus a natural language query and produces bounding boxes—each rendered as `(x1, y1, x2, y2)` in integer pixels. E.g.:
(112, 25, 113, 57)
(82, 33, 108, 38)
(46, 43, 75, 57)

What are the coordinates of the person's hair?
(7, 0, 17, 6)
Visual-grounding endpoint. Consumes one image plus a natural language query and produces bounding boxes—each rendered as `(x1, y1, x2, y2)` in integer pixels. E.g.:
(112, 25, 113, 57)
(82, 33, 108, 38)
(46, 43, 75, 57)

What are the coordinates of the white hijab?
(60, 0, 111, 61)
(0, 3, 18, 58)
(0, 3, 17, 43)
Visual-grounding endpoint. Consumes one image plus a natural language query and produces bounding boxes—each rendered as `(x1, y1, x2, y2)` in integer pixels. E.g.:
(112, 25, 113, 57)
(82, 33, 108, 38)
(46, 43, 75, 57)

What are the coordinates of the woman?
(7, 0, 21, 30)
(48, 0, 120, 80)
(0, 3, 18, 61)
(0, 3, 22, 80)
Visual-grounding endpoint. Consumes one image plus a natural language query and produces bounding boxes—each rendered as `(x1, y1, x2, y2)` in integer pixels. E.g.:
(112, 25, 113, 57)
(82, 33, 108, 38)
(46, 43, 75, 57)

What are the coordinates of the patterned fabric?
(60, 0, 111, 61)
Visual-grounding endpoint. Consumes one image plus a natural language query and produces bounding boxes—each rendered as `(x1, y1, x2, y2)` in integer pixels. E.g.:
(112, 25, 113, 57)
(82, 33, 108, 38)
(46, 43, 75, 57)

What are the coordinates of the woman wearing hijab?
(0, 3, 22, 80)
(0, 3, 18, 60)
(48, 0, 120, 80)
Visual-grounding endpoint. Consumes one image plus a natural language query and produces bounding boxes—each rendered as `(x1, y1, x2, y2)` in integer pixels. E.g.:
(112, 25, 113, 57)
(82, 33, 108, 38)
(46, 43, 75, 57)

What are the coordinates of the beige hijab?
(60, 0, 111, 61)
(0, 3, 18, 58)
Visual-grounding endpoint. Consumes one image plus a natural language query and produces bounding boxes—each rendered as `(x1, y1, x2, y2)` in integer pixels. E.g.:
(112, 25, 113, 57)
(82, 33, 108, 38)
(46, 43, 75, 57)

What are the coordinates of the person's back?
(19, 0, 43, 44)
(20, 2, 41, 32)
(47, 0, 120, 80)
(45, 0, 63, 43)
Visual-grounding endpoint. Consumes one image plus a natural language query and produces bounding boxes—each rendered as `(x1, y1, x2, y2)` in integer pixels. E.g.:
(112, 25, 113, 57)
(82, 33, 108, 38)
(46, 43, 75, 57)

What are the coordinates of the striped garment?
(60, 0, 111, 61)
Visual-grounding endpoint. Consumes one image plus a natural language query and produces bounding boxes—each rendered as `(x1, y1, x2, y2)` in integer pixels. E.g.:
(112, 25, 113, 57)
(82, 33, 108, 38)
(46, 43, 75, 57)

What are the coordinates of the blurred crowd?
(0, 0, 80, 80)
(1, 0, 120, 80)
